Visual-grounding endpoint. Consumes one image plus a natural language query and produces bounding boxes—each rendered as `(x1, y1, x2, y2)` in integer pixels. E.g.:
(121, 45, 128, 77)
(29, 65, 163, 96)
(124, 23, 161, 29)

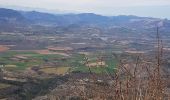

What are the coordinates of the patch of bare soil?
(47, 46, 73, 51)
(10, 50, 70, 57)
(35, 50, 70, 56)
(87, 61, 106, 67)
(14, 55, 29, 59)
(0, 45, 9, 52)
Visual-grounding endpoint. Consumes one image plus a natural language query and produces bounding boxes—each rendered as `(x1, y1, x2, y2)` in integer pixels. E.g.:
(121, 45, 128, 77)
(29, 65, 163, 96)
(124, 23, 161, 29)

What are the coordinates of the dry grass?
(40, 67, 70, 75)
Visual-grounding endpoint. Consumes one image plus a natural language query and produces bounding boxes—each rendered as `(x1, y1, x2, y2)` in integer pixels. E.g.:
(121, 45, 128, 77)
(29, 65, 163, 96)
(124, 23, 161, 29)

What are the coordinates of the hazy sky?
(0, 0, 170, 18)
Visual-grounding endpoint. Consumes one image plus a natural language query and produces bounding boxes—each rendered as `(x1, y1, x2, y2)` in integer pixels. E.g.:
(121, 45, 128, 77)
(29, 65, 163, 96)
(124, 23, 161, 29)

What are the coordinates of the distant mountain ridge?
(0, 8, 23, 19)
(0, 8, 169, 34)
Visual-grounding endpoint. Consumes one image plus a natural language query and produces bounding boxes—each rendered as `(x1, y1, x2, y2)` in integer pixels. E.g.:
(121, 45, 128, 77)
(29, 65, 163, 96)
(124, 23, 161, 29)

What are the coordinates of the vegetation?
(0, 51, 64, 70)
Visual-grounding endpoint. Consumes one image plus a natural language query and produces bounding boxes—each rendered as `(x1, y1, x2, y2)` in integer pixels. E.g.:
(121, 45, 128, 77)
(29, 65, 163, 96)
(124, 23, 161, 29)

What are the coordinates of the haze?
(0, 0, 170, 18)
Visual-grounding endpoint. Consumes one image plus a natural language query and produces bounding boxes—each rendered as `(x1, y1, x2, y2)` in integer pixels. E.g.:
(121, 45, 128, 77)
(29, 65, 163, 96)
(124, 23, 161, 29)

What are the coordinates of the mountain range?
(0, 8, 169, 35)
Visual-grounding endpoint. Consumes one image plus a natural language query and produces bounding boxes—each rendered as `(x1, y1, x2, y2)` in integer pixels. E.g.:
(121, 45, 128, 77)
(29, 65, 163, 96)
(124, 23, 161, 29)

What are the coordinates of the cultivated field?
(39, 67, 70, 75)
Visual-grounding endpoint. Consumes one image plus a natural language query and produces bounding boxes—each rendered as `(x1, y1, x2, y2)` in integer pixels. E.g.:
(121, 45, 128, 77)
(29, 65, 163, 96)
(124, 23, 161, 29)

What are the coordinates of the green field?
(71, 53, 117, 73)
(0, 51, 64, 71)
(0, 51, 117, 74)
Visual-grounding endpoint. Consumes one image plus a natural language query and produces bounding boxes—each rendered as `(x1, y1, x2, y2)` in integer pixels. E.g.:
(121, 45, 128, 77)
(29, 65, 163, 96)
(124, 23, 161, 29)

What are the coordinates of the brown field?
(40, 67, 70, 75)
(35, 50, 70, 56)
(14, 55, 29, 59)
(0, 45, 9, 52)
(10, 50, 70, 57)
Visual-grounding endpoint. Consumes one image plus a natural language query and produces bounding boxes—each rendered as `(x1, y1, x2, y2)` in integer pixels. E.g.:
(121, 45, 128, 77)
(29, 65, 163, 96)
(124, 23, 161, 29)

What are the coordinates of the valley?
(0, 8, 170, 99)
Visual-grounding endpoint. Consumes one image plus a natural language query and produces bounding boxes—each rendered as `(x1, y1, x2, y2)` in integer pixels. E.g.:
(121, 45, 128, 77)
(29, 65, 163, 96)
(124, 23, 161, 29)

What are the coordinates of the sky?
(0, 0, 170, 18)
